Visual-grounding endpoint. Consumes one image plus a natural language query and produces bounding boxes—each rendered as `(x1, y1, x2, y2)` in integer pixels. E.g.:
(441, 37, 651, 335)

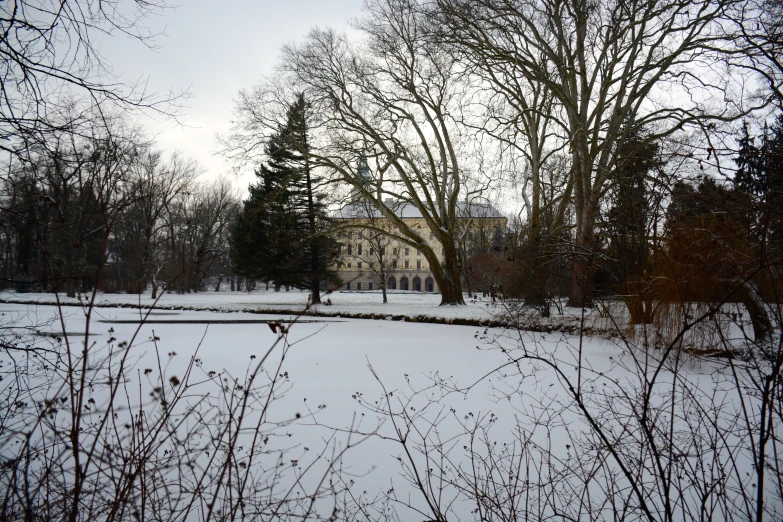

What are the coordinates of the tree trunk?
(438, 257, 465, 305)
(736, 279, 773, 346)
(568, 198, 597, 308)
(438, 276, 464, 305)
(302, 125, 322, 305)
(429, 239, 465, 305)
(310, 278, 321, 305)
(569, 257, 592, 308)
(214, 275, 222, 292)
(524, 235, 549, 314)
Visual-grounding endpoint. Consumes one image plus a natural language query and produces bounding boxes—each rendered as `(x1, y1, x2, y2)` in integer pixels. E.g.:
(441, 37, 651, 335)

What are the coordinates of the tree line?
(2, 0, 782, 325)
(0, 121, 240, 297)
(224, 0, 783, 322)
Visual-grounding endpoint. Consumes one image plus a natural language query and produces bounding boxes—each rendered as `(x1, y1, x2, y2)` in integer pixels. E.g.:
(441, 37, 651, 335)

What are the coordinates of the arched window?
(413, 276, 422, 291)
(425, 277, 434, 292)
(387, 276, 397, 290)
(400, 276, 409, 291)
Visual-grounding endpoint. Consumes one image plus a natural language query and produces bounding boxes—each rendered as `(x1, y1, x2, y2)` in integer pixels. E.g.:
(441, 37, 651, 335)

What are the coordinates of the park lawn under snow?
(0, 288, 612, 333)
(0, 290, 520, 320)
(0, 288, 512, 320)
(1, 301, 763, 520)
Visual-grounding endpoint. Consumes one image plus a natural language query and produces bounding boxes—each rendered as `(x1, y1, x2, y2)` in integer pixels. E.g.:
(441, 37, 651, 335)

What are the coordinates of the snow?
(0, 299, 775, 520)
(1, 290, 757, 343)
(0, 288, 509, 321)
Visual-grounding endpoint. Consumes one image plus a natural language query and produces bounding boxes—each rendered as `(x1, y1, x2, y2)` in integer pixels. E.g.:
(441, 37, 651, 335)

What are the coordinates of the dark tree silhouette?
(230, 95, 339, 302)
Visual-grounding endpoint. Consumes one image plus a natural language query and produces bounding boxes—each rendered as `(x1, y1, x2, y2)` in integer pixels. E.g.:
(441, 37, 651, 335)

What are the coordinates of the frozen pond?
(0, 302, 776, 521)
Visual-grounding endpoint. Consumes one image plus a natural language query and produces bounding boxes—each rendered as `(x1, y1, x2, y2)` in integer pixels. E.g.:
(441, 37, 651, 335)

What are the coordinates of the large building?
(333, 200, 506, 292)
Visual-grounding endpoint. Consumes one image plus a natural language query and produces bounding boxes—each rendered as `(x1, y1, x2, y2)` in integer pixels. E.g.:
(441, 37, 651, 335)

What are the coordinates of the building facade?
(333, 201, 506, 292)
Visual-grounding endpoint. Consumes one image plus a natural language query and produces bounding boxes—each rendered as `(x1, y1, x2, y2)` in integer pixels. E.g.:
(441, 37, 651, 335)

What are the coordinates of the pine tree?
(734, 113, 783, 251)
(229, 94, 339, 301)
(600, 129, 663, 323)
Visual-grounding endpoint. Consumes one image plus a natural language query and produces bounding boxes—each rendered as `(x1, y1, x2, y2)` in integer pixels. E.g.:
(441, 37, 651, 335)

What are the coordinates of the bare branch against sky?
(96, 0, 364, 184)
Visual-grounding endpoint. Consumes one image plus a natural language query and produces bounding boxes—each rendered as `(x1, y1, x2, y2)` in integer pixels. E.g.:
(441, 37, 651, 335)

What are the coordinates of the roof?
(334, 200, 505, 220)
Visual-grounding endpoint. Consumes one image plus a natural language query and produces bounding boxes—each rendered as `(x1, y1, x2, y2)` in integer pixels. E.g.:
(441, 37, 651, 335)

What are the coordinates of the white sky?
(101, 0, 365, 189)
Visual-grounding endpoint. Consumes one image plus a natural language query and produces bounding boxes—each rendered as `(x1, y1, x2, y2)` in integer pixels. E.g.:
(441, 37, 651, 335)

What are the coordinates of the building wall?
(333, 216, 506, 292)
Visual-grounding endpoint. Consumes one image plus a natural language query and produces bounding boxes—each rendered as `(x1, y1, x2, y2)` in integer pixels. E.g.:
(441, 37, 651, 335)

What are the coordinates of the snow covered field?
(0, 288, 509, 321)
(2, 300, 776, 520)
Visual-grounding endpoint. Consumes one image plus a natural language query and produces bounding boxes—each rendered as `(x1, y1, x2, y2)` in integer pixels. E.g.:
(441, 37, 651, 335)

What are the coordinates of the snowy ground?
(0, 288, 758, 347)
(1, 300, 771, 520)
(0, 288, 490, 316)
(0, 288, 598, 330)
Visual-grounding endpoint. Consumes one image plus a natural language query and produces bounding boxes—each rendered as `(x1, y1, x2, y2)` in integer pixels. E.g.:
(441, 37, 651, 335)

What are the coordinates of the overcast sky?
(103, 0, 364, 188)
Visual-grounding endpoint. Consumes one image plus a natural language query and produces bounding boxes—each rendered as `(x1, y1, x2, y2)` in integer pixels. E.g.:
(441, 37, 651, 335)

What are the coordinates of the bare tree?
(0, 114, 145, 296)
(161, 176, 240, 295)
(337, 198, 402, 303)
(435, 0, 773, 306)
(0, 160, 366, 520)
(226, 0, 494, 305)
(112, 151, 199, 295)
(730, 0, 783, 101)
(0, 0, 186, 162)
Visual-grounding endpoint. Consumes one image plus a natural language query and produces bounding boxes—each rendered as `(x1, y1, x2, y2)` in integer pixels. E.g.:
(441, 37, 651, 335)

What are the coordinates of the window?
(368, 282, 373, 290)
(357, 282, 362, 290)
(357, 261, 362, 269)
(429, 231, 434, 240)
(416, 249, 421, 256)
(346, 282, 351, 290)
(347, 245, 352, 255)
(393, 247, 398, 256)
(404, 260, 409, 268)
(416, 260, 421, 269)
(358, 244, 362, 255)
(393, 260, 398, 268)
(348, 232, 352, 240)
(405, 248, 410, 256)
(370, 247, 374, 256)
(347, 262, 352, 268)
(369, 262, 374, 269)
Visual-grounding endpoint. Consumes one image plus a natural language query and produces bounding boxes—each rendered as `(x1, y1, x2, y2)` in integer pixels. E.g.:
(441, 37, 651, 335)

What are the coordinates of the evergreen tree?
(598, 130, 664, 323)
(734, 113, 783, 251)
(230, 94, 339, 301)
